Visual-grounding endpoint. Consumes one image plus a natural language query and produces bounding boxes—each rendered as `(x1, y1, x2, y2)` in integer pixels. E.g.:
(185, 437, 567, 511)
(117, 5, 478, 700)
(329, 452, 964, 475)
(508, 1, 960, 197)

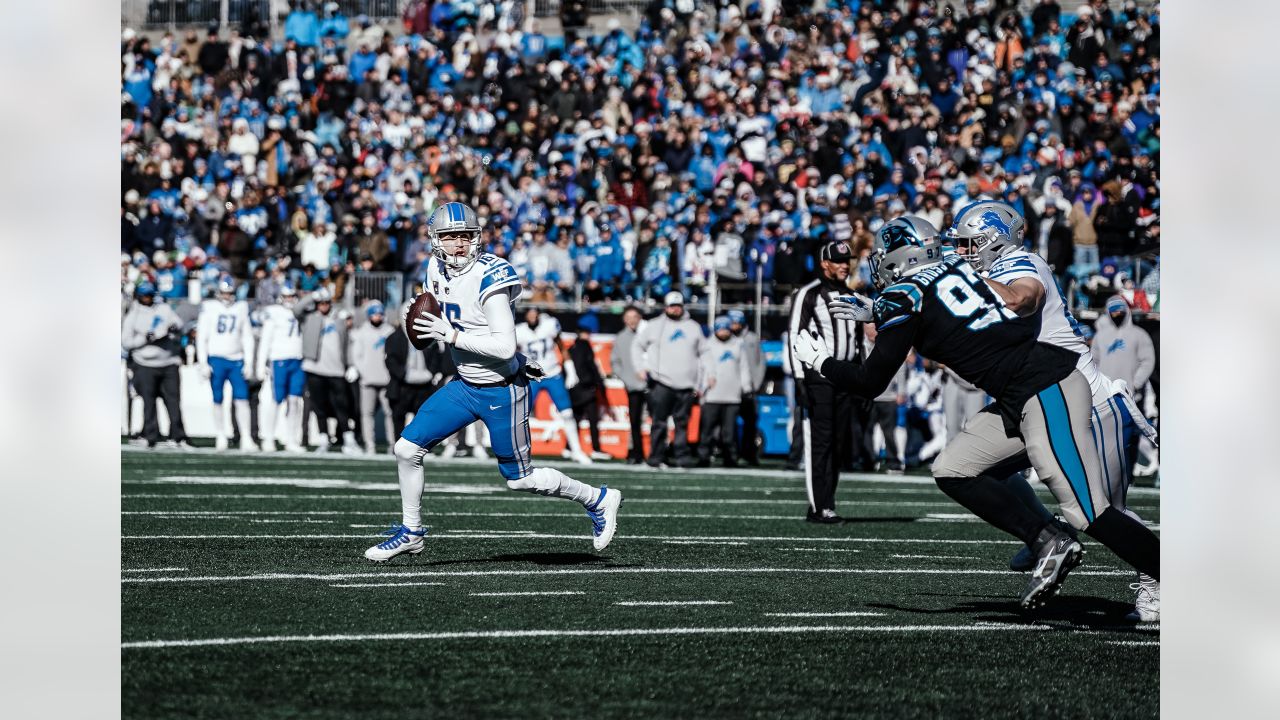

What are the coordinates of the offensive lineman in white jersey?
(516, 307, 593, 464)
(364, 202, 623, 562)
(196, 275, 258, 451)
(946, 200, 1160, 622)
(256, 283, 306, 452)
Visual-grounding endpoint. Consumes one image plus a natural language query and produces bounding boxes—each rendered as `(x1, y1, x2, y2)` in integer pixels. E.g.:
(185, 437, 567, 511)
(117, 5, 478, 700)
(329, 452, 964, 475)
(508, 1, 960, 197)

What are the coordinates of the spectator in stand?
(1093, 295, 1156, 404)
(611, 306, 648, 466)
(1070, 182, 1102, 273)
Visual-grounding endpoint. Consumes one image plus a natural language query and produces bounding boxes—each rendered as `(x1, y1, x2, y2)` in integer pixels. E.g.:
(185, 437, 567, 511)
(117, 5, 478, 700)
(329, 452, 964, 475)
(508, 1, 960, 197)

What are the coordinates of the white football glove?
(344, 366, 360, 383)
(830, 293, 875, 323)
(563, 360, 579, 390)
(412, 312, 455, 344)
(791, 329, 830, 371)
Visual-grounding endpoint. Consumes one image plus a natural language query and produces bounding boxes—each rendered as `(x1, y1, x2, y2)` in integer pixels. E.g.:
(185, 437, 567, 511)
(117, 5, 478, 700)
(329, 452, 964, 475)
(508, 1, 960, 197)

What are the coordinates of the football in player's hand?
(406, 292, 441, 350)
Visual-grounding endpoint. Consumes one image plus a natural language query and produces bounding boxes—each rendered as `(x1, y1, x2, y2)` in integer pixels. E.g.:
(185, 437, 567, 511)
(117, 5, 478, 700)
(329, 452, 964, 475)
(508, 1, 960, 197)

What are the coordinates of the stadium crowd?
(121, 0, 1161, 315)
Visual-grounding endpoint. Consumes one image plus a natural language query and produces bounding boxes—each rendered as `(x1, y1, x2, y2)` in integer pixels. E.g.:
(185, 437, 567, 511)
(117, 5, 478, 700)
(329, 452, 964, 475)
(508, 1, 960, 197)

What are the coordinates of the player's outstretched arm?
(817, 324, 915, 400)
(982, 277, 1044, 317)
(451, 293, 517, 360)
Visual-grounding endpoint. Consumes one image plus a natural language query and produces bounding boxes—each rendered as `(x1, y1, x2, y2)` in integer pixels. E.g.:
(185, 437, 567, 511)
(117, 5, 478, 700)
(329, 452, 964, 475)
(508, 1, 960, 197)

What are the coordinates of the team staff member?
(727, 309, 765, 466)
(788, 240, 865, 523)
(294, 287, 361, 454)
(697, 316, 753, 467)
(610, 306, 648, 465)
(632, 291, 705, 468)
(349, 301, 396, 454)
(385, 301, 441, 443)
(122, 282, 191, 449)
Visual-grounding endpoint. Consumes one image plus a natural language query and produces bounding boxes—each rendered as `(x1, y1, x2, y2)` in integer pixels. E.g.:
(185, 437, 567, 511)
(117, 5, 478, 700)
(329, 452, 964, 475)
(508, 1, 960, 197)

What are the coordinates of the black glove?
(522, 361, 546, 380)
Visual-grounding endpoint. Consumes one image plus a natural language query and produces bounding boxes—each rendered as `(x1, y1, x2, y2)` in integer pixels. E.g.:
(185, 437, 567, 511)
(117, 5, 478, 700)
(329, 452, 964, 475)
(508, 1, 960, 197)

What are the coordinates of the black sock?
(1084, 508, 1160, 580)
(935, 476, 1049, 546)
(1002, 472, 1056, 528)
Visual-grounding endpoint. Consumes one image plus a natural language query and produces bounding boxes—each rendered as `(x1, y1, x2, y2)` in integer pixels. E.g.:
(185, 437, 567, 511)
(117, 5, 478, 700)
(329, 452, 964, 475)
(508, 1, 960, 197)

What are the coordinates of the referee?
(788, 240, 865, 523)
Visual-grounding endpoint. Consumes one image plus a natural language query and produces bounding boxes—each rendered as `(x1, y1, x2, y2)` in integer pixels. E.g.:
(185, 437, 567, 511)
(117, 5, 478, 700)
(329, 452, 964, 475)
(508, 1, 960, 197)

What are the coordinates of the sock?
(1002, 472, 1056, 528)
(264, 401, 281, 446)
(393, 438, 427, 529)
(287, 397, 304, 446)
(343, 430, 358, 448)
(1084, 507, 1160, 580)
(893, 427, 907, 464)
(212, 401, 227, 439)
(508, 466, 598, 506)
(234, 400, 252, 443)
(935, 476, 1049, 546)
(559, 409, 586, 457)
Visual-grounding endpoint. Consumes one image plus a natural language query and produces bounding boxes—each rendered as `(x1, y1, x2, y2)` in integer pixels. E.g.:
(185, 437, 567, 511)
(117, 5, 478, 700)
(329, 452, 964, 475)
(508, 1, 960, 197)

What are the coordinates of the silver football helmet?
(945, 200, 1025, 272)
(427, 201, 483, 272)
(870, 216, 946, 290)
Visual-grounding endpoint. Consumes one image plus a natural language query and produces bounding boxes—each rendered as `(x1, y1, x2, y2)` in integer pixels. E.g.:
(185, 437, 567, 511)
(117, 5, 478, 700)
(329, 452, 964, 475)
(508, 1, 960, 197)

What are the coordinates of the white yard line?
(662, 540, 749, 546)
(120, 623, 1059, 649)
(784, 547, 861, 553)
(470, 591, 586, 597)
(122, 532, 1020, 545)
(765, 612, 886, 618)
(615, 600, 733, 606)
(890, 554, 980, 561)
(121, 567, 188, 573)
(1105, 640, 1160, 647)
(330, 582, 447, 588)
(121, 566, 1133, 585)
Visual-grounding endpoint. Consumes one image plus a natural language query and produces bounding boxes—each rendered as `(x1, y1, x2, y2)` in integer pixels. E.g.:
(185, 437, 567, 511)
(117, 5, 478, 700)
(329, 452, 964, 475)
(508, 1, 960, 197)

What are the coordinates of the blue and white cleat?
(364, 524, 427, 562)
(586, 485, 623, 551)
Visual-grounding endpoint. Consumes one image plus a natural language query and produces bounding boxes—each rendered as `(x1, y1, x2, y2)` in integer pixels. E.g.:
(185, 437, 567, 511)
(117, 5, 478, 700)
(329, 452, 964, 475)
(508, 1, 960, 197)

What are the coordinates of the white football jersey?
(197, 299, 254, 362)
(515, 315, 563, 377)
(426, 253, 523, 384)
(259, 304, 303, 361)
(986, 249, 1106, 401)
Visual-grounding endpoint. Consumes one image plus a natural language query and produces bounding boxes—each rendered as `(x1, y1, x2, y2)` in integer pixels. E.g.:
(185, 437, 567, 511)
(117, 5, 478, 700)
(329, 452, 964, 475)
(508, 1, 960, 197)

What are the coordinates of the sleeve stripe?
(990, 270, 1036, 280)
(878, 314, 911, 330)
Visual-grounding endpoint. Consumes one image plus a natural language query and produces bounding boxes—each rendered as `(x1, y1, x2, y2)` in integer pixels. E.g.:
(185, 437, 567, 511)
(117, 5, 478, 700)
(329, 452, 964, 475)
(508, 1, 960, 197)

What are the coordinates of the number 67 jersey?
(872, 252, 1077, 426)
(426, 253, 523, 384)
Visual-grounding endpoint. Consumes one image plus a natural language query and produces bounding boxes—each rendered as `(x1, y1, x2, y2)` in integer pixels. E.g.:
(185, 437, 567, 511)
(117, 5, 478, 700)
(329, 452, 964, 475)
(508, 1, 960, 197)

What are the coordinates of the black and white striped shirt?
(788, 277, 865, 381)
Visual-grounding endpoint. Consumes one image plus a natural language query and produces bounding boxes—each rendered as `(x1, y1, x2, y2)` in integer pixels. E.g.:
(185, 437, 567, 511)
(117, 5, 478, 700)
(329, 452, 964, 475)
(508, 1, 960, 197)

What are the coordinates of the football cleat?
(585, 485, 623, 551)
(1011, 517, 1077, 571)
(240, 438, 260, 452)
(571, 452, 594, 465)
(214, 435, 229, 451)
(1020, 524, 1084, 609)
(1125, 574, 1160, 622)
(805, 508, 843, 524)
(364, 524, 428, 562)
(440, 444, 458, 459)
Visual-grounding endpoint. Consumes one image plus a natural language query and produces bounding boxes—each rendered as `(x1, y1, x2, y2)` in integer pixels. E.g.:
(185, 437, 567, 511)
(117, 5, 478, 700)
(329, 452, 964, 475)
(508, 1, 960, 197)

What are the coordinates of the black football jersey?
(820, 253, 1078, 432)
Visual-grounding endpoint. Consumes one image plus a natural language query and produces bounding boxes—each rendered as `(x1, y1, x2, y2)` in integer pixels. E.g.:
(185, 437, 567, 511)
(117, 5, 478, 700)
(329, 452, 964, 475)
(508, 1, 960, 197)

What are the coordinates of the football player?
(947, 200, 1161, 621)
(515, 306, 593, 465)
(196, 275, 258, 451)
(794, 216, 1159, 609)
(256, 283, 306, 452)
(365, 202, 624, 562)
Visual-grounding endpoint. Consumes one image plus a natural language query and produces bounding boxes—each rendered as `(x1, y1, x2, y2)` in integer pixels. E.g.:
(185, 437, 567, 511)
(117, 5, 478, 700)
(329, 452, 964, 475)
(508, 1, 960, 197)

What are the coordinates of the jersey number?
(216, 315, 236, 333)
(937, 271, 1017, 331)
(443, 302, 463, 332)
(287, 318, 299, 337)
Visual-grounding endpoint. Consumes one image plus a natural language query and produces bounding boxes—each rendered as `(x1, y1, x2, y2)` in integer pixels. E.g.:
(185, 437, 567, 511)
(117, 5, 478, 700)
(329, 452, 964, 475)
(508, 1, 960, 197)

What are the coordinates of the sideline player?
(365, 202, 623, 562)
(256, 283, 306, 452)
(947, 200, 1160, 621)
(197, 275, 258, 451)
(794, 216, 1160, 609)
(516, 307, 593, 465)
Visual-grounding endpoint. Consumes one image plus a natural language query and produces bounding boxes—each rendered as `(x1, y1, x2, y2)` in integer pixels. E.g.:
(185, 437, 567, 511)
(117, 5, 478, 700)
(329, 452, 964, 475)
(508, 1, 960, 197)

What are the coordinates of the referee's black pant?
(802, 376, 856, 515)
(738, 393, 760, 464)
(132, 363, 187, 445)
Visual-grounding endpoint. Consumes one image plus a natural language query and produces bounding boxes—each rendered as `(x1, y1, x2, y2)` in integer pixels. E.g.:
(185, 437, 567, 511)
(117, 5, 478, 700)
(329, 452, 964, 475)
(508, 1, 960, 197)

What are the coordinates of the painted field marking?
(470, 591, 586, 597)
(891, 554, 980, 561)
(662, 540, 749, 546)
(765, 612, 885, 618)
(784, 548, 861, 553)
(1105, 640, 1160, 647)
(615, 600, 733, 607)
(120, 623, 1060, 649)
(330, 582, 447, 588)
(122, 532, 1019, 545)
(122, 567, 188, 573)
(121, 566, 1134, 585)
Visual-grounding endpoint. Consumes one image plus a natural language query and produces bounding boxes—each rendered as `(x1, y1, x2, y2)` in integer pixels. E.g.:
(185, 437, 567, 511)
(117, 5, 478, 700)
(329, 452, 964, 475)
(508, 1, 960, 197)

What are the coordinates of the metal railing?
(344, 271, 405, 310)
(124, 0, 405, 31)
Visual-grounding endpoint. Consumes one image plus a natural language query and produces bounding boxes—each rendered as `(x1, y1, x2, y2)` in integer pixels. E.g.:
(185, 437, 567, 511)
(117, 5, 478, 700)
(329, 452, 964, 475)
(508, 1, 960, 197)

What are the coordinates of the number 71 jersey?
(872, 253, 1043, 394)
(426, 253, 523, 384)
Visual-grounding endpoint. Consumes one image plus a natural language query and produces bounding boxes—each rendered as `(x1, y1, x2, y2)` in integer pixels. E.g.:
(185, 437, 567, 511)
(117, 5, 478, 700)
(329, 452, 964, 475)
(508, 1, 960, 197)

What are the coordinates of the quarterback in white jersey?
(256, 283, 306, 452)
(949, 200, 1160, 622)
(365, 201, 623, 563)
(196, 275, 258, 451)
(515, 307, 592, 464)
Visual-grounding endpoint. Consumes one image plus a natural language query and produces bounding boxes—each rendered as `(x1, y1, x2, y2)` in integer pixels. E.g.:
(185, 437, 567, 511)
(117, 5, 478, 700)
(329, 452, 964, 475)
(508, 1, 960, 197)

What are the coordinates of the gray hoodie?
(1092, 296, 1155, 390)
(699, 335, 753, 404)
(294, 293, 350, 368)
(734, 329, 766, 392)
(610, 326, 647, 392)
(632, 312, 705, 390)
(349, 321, 393, 386)
(122, 301, 183, 368)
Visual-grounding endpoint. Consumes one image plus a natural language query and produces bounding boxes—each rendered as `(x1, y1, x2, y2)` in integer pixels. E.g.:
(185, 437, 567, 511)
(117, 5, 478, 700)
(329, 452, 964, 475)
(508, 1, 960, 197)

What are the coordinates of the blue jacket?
(284, 10, 319, 47)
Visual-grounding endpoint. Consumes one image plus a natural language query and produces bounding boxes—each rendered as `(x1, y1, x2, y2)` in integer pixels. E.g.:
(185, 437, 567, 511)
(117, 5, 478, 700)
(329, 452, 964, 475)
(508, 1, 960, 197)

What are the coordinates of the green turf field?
(121, 448, 1159, 719)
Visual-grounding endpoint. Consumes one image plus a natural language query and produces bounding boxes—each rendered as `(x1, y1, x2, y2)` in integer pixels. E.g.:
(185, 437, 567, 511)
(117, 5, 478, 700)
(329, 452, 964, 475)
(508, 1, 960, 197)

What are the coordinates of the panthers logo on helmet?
(881, 223, 922, 251)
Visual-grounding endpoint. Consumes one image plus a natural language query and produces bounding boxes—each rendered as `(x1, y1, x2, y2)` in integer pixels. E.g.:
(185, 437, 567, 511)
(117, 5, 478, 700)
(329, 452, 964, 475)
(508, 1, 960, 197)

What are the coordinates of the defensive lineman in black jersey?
(792, 216, 1160, 608)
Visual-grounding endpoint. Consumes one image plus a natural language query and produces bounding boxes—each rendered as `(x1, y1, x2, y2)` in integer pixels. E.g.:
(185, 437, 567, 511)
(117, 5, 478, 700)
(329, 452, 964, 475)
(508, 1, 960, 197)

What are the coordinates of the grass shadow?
(869, 595, 1145, 631)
